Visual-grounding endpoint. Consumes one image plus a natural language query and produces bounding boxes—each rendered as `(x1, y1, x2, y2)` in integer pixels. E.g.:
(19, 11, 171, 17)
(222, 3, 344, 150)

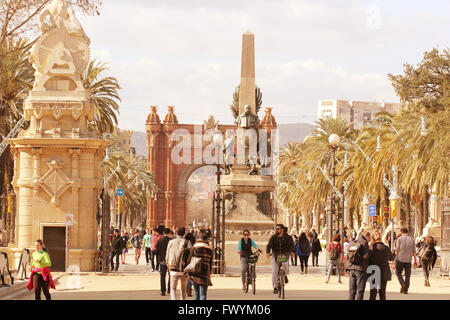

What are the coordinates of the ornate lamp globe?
(213, 133, 223, 146)
(328, 134, 341, 147)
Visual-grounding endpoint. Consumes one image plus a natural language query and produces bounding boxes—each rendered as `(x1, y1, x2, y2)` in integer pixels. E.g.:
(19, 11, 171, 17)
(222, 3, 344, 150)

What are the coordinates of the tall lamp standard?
(212, 133, 224, 274)
(327, 134, 341, 264)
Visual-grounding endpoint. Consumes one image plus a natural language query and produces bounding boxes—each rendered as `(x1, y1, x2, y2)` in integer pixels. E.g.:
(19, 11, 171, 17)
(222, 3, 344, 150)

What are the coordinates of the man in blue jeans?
(395, 228, 416, 294)
(345, 230, 371, 300)
(155, 228, 172, 296)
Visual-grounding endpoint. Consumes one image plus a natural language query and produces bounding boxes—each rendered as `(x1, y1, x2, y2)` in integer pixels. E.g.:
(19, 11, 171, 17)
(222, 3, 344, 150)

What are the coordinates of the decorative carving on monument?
(30, 0, 90, 92)
(53, 107, 62, 120)
(203, 115, 219, 131)
(38, 0, 87, 38)
(37, 160, 74, 206)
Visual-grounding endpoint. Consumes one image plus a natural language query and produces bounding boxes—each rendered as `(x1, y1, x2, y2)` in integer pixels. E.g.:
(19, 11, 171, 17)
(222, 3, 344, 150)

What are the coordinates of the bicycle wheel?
(244, 266, 250, 293)
(251, 266, 256, 295)
(278, 269, 285, 299)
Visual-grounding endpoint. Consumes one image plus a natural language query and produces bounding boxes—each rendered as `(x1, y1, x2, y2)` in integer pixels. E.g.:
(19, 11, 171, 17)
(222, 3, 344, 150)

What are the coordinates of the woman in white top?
(343, 236, 349, 275)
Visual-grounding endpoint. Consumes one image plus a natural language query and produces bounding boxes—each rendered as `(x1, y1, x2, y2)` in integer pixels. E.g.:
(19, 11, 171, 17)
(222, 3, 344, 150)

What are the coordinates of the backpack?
(346, 241, 362, 265)
(300, 240, 310, 255)
(329, 244, 339, 261)
(176, 240, 192, 272)
(417, 243, 433, 262)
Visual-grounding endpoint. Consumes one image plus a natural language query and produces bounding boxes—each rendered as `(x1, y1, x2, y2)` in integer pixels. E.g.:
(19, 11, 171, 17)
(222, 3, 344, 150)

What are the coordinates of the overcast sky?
(78, 0, 449, 131)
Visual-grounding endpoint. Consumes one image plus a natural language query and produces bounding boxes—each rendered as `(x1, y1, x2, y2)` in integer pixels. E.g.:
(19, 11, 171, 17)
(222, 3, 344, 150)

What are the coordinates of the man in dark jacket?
(266, 224, 295, 294)
(368, 230, 395, 300)
(110, 229, 123, 271)
(155, 228, 173, 296)
(345, 230, 371, 300)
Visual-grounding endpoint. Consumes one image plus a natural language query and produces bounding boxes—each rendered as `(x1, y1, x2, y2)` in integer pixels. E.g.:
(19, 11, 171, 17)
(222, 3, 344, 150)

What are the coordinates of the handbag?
(184, 256, 202, 274)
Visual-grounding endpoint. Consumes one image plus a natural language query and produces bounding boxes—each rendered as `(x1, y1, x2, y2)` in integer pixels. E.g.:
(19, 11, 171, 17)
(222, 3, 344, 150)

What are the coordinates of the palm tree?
(82, 59, 121, 134)
(102, 136, 156, 230)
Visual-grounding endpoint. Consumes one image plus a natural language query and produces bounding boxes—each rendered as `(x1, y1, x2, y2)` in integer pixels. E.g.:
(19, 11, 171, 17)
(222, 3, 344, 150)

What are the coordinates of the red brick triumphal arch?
(145, 105, 277, 228)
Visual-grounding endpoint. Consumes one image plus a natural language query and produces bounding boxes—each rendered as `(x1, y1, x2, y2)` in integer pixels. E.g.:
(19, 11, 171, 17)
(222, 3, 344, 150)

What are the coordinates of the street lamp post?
(101, 156, 121, 274)
(327, 134, 340, 269)
(213, 133, 224, 274)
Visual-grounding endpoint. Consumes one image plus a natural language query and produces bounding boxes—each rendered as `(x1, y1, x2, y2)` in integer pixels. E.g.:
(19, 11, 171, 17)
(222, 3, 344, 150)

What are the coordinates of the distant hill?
(130, 123, 315, 158)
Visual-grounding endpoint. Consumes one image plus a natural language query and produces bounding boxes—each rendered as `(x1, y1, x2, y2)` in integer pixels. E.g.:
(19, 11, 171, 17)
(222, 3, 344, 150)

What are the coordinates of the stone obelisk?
(239, 31, 256, 115)
(221, 31, 275, 231)
(7, 0, 108, 271)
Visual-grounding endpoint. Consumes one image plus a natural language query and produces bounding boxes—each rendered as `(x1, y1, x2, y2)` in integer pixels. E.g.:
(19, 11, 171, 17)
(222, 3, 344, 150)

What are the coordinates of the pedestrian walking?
(342, 236, 349, 276)
(130, 229, 143, 265)
(166, 227, 192, 300)
(325, 234, 343, 283)
(187, 231, 213, 300)
(296, 232, 311, 274)
(368, 230, 394, 300)
(184, 232, 196, 297)
(27, 240, 55, 300)
(395, 228, 416, 294)
(155, 228, 172, 296)
(143, 228, 152, 265)
(345, 230, 371, 300)
(290, 235, 298, 266)
(151, 226, 164, 272)
(350, 229, 357, 241)
(120, 230, 128, 264)
(311, 233, 322, 267)
(111, 229, 123, 271)
(417, 235, 437, 287)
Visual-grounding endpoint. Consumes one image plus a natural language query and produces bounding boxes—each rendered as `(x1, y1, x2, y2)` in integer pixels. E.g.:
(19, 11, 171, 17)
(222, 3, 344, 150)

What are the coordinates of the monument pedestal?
(221, 165, 275, 233)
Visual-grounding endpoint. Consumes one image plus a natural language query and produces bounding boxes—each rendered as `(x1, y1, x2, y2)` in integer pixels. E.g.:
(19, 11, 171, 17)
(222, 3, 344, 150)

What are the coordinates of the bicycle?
(275, 253, 289, 299)
(244, 249, 261, 295)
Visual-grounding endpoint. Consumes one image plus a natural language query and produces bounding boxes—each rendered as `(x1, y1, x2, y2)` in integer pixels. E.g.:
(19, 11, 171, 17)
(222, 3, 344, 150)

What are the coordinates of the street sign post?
(369, 205, 376, 217)
(116, 188, 124, 197)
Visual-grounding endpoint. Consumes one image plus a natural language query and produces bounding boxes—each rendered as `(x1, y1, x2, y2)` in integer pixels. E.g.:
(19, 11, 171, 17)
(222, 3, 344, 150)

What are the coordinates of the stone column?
(422, 193, 441, 243)
(312, 209, 318, 230)
(344, 199, 350, 228)
(360, 194, 370, 231)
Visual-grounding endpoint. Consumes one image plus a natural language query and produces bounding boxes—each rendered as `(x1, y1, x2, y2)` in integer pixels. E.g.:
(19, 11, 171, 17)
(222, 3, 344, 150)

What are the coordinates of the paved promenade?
(14, 249, 450, 300)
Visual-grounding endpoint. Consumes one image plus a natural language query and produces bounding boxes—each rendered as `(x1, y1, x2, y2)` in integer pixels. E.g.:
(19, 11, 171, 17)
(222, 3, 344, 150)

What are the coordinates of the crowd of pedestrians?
(108, 224, 213, 300)
(104, 222, 439, 301)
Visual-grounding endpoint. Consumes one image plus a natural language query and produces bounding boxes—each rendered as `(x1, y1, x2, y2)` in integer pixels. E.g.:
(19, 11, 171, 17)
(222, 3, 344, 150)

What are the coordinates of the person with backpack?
(325, 234, 343, 283)
(417, 236, 437, 287)
(165, 227, 192, 300)
(345, 230, 371, 300)
(186, 231, 213, 300)
(238, 230, 259, 291)
(296, 232, 311, 274)
(395, 228, 416, 294)
(311, 233, 322, 267)
(368, 230, 395, 300)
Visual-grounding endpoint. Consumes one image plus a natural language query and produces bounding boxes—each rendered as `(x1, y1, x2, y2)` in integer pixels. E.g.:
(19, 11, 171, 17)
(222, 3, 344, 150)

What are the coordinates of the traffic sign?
(369, 205, 376, 217)
(116, 188, 124, 197)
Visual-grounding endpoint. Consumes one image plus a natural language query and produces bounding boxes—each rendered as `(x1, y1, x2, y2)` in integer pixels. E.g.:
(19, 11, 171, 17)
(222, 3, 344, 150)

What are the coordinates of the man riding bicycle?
(266, 224, 295, 294)
(238, 230, 259, 291)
